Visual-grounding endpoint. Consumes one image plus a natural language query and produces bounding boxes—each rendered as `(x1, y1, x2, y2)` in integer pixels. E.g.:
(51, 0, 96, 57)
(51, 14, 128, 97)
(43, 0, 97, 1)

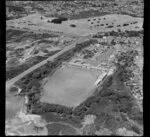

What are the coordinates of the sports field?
(40, 65, 100, 107)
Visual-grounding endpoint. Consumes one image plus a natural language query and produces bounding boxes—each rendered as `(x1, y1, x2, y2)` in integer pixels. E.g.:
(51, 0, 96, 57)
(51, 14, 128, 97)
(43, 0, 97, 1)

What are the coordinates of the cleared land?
(7, 13, 143, 36)
(40, 65, 100, 107)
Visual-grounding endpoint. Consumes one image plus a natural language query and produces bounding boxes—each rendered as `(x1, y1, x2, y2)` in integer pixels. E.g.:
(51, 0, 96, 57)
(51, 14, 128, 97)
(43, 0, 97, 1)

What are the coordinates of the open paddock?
(40, 65, 101, 107)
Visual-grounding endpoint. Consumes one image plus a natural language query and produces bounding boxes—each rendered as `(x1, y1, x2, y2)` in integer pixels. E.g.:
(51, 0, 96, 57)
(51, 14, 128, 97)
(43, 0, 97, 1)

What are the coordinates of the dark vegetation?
(42, 112, 82, 128)
(69, 10, 109, 20)
(42, 49, 60, 54)
(6, 29, 58, 43)
(6, 5, 28, 20)
(70, 24, 76, 27)
(9, 86, 18, 94)
(32, 7, 45, 13)
(37, 39, 55, 44)
(46, 123, 75, 135)
(131, 124, 141, 134)
(113, 50, 142, 127)
(6, 29, 26, 42)
(82, 49, 95, 59)
(6, 56, 47, 80)
(93, 30, 143, 38)
(28, 23, 36, 26)
(107, 25, 113, 28)
(8, 48, 24, 58)
(117, 25, 121, 27)
(129, 107, 143, 125)
(123, 23, 129, 26)
(7, 48, 59, 77)
(51, 17, 68, 24)
(115, 50, 138, 82)
(7, 5, 25, 13)
(135, 26, 139, 28)
(132, 21, 138, 24)
(47, 20, 51, 23)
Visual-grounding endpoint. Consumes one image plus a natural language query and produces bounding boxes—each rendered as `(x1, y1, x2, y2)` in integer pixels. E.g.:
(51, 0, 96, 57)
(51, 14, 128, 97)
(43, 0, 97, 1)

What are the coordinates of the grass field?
(40, 65, 99, 107)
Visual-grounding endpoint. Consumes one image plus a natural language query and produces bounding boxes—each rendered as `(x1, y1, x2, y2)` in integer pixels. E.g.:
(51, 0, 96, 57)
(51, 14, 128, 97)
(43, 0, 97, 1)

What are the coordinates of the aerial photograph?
(6, 0, 143, 136)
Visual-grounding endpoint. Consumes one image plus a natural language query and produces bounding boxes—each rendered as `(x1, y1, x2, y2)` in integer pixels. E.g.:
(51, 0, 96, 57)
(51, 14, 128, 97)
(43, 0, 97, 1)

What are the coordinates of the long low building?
(94, 66, 116, 86)
(94, 71, 107, 86)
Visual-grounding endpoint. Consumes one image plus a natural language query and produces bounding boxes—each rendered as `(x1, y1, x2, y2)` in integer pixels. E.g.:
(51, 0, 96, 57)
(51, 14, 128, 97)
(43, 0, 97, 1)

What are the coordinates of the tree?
(47, 20, 50, 23)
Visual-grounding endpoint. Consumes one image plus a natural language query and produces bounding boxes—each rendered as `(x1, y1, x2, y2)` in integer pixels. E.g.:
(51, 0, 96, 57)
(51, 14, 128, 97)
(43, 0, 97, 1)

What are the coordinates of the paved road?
(6, 35, 92, 92)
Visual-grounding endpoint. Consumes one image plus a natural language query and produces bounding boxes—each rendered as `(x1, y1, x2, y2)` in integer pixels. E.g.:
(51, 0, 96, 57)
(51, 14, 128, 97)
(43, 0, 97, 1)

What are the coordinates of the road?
(6, 35, 92, 92)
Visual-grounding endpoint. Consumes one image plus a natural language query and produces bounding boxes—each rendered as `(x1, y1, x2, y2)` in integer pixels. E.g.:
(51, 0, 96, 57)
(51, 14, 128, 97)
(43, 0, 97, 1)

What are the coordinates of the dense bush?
(82, 49, 95, 59)
(107, 25, 113, 28)
(8, 5, 25, 12)
(131, 125, 141, 134)
(115, 50, 139, 82)
(31, 102, 73, 116)
(119, 69, 134, 82)
(6, 56, 47, 80)
(6, 29, 57, 43)
(93, 30, 143, 38)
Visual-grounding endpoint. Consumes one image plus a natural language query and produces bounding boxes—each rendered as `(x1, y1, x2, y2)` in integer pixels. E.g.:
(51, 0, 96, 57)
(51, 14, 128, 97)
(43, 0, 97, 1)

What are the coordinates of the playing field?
(40, 65, 100, 107)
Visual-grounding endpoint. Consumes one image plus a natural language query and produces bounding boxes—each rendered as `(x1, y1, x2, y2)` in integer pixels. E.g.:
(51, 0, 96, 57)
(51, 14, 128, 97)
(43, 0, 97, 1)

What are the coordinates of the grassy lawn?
(40, 65, 99, 107)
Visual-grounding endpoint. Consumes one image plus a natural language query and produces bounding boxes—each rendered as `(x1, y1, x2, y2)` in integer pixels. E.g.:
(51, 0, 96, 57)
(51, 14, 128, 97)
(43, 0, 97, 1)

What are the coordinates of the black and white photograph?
(5, 0, 143, 135)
